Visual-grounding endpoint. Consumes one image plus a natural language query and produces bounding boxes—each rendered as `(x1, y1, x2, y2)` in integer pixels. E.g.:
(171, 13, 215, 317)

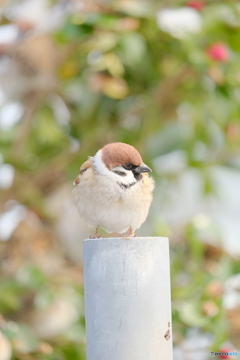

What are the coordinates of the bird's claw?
(89, 227, 101, 239)
(129, 228, 136, 237)
(89, 235, 101, 239)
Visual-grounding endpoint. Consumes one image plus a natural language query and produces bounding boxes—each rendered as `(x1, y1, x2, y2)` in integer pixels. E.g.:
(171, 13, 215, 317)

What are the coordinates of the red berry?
(206, 43, 230, 62)
(186, 0, 205, 11)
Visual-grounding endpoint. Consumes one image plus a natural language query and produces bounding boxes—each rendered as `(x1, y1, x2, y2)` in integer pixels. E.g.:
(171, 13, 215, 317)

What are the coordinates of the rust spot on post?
(164, 322, 171, 341)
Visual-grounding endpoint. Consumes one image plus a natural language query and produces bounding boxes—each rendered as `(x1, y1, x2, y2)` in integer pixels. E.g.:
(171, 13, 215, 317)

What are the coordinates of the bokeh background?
(1, 0, 240, 359)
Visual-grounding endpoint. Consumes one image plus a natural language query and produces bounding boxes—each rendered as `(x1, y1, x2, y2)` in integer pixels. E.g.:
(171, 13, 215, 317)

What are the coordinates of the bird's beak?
(134, 163, 152, 173)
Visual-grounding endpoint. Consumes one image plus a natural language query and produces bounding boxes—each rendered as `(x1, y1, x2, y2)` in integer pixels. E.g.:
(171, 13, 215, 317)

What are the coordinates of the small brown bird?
(73, 142, 154, 238)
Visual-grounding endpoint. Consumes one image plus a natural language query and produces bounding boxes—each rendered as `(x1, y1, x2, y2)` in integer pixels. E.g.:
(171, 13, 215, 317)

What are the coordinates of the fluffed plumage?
(73, 143, 154, 237)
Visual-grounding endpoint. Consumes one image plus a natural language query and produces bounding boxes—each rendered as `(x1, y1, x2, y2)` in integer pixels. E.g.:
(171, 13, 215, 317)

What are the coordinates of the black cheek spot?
(113, 170, 127, 177)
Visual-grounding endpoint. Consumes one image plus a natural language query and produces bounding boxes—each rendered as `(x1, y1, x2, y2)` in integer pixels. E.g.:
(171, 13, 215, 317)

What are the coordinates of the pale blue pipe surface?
(83, 237, 172, 360)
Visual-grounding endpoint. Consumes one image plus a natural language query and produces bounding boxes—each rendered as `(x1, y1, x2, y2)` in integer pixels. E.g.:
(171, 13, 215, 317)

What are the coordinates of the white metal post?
(83, 237, 172, 360)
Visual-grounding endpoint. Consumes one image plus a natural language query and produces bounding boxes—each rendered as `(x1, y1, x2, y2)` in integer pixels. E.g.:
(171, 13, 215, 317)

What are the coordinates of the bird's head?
(93, 142, 151, 187)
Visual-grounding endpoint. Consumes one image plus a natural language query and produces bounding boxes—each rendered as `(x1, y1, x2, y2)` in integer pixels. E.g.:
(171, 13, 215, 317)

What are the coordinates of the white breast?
(73, 165, 153, 234)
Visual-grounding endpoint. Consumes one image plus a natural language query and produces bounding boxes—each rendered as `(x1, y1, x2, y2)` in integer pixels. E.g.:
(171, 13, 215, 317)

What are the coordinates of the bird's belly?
(86, 201, 147, 233)
(74, 188, 150, 233)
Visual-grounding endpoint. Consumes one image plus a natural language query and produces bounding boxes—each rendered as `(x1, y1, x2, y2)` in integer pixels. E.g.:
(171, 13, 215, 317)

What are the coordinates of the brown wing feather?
(73, 158, 93, 185)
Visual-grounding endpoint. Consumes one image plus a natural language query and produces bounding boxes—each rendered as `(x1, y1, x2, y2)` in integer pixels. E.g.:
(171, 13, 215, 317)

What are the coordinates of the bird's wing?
(73, 157, 93, 185)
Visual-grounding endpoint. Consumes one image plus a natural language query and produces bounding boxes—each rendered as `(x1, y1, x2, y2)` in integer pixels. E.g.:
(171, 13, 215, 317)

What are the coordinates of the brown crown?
(101, 143, 142, 169)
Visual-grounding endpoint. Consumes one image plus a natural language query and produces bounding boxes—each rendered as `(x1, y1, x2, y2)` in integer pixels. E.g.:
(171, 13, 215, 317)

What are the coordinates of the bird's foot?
(89, 227, 101, 239)
(129, 228, 136, 237)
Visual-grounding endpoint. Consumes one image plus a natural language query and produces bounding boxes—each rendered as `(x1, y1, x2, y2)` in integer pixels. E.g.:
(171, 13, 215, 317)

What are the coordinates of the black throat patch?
(117, 181, 137, 190)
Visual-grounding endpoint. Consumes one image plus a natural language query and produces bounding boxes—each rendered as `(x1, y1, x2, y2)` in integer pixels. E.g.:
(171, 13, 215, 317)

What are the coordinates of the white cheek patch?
(93, 150, 108, 175)
(111, 166, 136, 185)
(93, 151, 137, 186)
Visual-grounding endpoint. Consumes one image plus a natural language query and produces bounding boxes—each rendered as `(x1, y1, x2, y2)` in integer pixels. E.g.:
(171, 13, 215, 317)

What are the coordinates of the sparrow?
(73, 142, 154, 238)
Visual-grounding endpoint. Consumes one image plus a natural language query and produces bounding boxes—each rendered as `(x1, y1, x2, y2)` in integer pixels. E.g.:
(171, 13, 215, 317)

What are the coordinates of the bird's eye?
(124, 163, 133, 170)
